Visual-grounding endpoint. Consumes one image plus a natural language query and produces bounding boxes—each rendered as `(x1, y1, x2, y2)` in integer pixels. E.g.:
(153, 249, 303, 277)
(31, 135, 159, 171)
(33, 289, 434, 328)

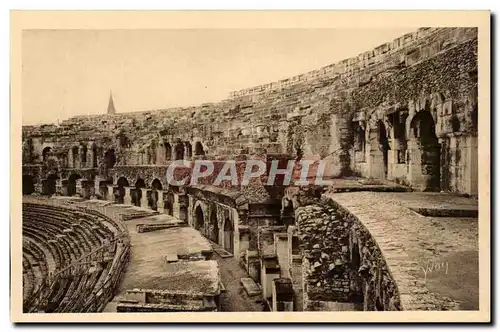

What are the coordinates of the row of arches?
(359, 108, 441, 191)
(140, 140, 206, 165)
(194, 205, 234, 254)
(40, 145, 117, 170)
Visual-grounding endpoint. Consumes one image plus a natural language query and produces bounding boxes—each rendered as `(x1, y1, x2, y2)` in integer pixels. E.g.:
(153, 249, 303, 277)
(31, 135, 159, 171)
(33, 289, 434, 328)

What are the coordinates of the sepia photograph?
(10, 10, 491, 323)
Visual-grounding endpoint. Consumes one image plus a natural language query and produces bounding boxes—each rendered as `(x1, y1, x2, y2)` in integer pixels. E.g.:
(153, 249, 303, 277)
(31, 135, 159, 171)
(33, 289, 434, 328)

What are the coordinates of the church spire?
(107, 90, 116, 115)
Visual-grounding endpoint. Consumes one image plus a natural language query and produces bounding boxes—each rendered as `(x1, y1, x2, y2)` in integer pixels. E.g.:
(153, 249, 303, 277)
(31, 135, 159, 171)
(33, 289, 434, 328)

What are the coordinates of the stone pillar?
(94, 180, 101, 198)
(107, 185, 115, 202)
(157, 190, 165, 213)
(274, 233, 290, 279)
(123, 187, 132, 206)
(466, 135, 478, 195)
(140, 188, 149, 208)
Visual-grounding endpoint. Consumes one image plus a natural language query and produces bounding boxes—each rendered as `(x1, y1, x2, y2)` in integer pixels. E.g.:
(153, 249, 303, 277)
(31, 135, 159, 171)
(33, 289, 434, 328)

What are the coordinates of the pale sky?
(22, 28, 413, 125)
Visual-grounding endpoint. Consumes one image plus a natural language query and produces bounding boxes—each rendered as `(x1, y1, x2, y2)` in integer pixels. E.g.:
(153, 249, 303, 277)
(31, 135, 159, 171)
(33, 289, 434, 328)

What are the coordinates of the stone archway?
(195, 142, 205, 156)
(195, 205, 204, 232)
(209, 208, 219, 244)
(164, 192, 174, 216)
(42, 147, 52, 162)
(223, 218, 234, 254)
(409, 110, 441, 191)
(67, 173, 82, 197)
(22, 175, 35, 195)
(104, 149, 116, 169)
(164, 142, 172, 161)
(45, 173, 59, 195)
(149, 178, 163, 211)
(71, 146, 79, 168)
(134, 178, 146, 206)
(116, 177, 129, 204)
(174, 141, 185, 161)
(91, 143, 98, 168)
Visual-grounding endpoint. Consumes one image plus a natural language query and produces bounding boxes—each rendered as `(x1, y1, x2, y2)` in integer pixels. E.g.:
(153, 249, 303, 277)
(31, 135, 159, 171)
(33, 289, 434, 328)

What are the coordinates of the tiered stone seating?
(22, 198, 131, 313)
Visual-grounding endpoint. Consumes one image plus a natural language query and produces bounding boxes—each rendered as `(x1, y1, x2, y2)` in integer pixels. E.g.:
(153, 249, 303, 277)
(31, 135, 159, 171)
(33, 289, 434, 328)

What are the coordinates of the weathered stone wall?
(295, 200, 402, 311)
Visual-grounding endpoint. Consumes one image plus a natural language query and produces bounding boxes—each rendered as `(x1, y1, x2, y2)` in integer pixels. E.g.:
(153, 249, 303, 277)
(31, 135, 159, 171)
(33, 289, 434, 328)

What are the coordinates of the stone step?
(240, 277, 261, 297)
(214, 248, 233, 258)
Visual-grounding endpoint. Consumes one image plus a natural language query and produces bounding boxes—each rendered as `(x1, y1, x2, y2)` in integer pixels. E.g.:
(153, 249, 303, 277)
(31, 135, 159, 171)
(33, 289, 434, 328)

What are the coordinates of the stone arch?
(408, 110, 441, 191)
(133, 178, 146, 206)
(22, 175, 35, 195)
(67, 173, 82, 197)
(116, 177, 129, 204)
(104, 149, 116, 169)
(209, 207, 219, 244)
(91, 143, 98, 168)
(194, 204, 205, 232)
(281, 197, 295, 226)
(194, 141, 205, 156)
(164, 191, 174, 216)
(80, 143, 88, 167)
(223, 218, 234, 254)
(42, 147, 52, 162)
(71, 146, 79, 168)
(164, 142, 172, 161)
(149, 178, 163, 211)
(45, 173, 59, 195)
(174, 141, 185, 160)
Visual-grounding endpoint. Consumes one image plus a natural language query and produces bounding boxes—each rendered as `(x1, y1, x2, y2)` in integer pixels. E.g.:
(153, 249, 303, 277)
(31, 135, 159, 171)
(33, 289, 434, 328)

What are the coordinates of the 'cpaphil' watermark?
(165, 158, 334, 187)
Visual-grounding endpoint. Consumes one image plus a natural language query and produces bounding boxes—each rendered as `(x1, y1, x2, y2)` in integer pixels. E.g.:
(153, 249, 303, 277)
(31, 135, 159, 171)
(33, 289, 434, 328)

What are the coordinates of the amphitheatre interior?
(21, 27, 479, 313)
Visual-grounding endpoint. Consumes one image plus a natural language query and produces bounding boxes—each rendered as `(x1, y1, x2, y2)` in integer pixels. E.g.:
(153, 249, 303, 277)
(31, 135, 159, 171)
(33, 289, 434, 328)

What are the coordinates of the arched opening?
(410, 111, 441, 191)
(195, 205, 204, 232)
(67, 173, 82, 197)
(80, 144, 88, 167)
(133, 178, 146, 206)
(195, 142, 205, 156)
(185, 142, 193, 159)
(45, 173, 59, 195)
(91, 144, 98, 168)
(104, 149, 116, 169)
(42, 147, 52, 162)
(71, 146, 79, 168)
(353, 122, 366, 163)
(22, 175, 35, 195)
(149, 179, 163, 211)
(117, 177, 129, 204)
(174, 142, 184, 161)
(164, 192, 174, 216)
(223, 218, 234, 254)
(209, 208, 219, 244)
(164, 143, 172, 161)
(378, 121, 389, 178)
(281, 198, 295, 226)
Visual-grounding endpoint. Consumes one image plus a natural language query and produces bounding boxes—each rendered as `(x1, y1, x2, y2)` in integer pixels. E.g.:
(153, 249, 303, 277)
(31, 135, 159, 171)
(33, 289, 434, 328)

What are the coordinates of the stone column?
(157, 190, 165, 213)
(55, 179, 63, 195)
(123, 187, 132, 205)
(107, 185, 115, 202)
(140, 188, 149, 208)
(466, 135, 478, 195)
